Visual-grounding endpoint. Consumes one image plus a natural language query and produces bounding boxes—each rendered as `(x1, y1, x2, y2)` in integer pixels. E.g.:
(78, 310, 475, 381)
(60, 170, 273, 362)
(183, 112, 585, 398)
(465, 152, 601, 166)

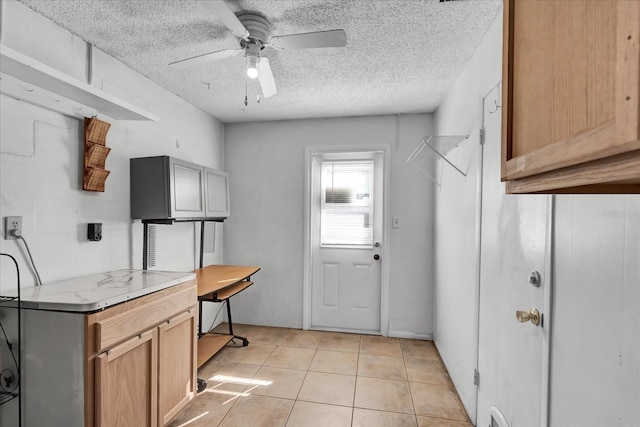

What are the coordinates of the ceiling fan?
(169, 0, 347, 99)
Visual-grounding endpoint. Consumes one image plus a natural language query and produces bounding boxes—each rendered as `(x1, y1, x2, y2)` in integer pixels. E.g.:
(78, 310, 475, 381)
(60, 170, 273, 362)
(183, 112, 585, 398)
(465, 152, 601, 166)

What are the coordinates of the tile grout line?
(400, 339, 420, 425)
(264, 328, 299, 427)
(287, 331, 321, 426)
(351, 334, 362, 425)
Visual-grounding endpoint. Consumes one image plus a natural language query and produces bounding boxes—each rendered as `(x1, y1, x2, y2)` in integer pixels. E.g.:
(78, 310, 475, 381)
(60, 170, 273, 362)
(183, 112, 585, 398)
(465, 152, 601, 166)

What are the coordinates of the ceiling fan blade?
(205, 0, 250, 40)
(169, 48, 242, 69)
(258, 57, 277, 98)
(270, 29, 347, 50)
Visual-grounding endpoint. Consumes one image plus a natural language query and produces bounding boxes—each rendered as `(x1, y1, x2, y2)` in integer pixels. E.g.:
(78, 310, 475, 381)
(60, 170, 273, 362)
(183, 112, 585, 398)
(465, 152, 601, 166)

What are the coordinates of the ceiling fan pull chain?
(244, 77, 248, 107)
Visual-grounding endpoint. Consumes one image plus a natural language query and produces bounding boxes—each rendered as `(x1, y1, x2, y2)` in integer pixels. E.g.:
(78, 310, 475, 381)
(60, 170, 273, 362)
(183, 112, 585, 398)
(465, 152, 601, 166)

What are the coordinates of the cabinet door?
(169, 157, 205, 218)
(204, 167, 230, 218)
(157, 308, 197, 426)
(95, 329, 158, 427)
(502, 0, 640, 192)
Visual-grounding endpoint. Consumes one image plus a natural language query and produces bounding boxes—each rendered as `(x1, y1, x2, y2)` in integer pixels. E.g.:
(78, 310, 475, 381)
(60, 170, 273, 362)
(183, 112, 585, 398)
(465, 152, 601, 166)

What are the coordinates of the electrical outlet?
(3, 216, 22, 240)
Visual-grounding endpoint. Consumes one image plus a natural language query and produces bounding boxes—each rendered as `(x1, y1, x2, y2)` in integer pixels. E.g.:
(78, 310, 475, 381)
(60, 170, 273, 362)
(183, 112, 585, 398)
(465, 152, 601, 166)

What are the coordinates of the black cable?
(207, 300, 228, 333)
(0, 322, 19, 381)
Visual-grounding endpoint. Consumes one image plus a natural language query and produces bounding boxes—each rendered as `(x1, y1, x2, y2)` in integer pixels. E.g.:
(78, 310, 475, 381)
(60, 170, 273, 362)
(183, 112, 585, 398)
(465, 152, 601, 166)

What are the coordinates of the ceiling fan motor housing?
(237, 12, 272, 45)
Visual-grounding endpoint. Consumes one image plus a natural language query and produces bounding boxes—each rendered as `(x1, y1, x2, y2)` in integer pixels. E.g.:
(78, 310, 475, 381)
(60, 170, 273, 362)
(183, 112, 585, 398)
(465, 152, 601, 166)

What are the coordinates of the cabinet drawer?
(95, 286, 195, 353)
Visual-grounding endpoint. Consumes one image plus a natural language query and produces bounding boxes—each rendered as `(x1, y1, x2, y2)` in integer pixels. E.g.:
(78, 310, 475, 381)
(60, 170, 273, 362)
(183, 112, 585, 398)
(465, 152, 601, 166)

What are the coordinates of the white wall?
(224, 114, 435, 337)
(432, 10, 503, 422)
(0, 5, 224, 421)
(551, 195, 640, 427)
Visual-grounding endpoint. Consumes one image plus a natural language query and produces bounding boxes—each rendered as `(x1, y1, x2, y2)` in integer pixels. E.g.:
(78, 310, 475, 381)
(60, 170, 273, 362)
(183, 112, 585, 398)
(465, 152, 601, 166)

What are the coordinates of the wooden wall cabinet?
(502, 0, 640, 193)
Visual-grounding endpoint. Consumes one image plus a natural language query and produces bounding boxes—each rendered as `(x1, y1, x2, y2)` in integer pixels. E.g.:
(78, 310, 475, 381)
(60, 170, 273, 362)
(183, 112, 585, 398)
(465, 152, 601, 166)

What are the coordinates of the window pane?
(321, 160, 374, 246)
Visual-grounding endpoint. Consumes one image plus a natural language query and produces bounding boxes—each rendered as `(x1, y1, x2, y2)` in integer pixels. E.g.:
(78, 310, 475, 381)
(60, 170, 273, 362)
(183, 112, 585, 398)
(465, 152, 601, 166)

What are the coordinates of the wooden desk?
(194, 265, 260, 368)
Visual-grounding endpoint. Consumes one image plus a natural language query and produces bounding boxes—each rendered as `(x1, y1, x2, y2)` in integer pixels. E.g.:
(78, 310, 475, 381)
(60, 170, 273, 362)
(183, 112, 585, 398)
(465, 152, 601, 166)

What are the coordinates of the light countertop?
(14, 269, 195, 312)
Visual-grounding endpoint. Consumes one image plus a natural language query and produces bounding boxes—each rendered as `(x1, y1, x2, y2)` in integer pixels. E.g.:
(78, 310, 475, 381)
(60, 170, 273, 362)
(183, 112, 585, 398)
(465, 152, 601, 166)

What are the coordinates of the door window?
(320, 160, 374, 247)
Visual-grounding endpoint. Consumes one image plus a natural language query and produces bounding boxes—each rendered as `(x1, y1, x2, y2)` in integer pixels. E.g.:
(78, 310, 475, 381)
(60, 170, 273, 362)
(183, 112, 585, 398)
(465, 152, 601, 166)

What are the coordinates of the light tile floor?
(169, 324, 472, 427)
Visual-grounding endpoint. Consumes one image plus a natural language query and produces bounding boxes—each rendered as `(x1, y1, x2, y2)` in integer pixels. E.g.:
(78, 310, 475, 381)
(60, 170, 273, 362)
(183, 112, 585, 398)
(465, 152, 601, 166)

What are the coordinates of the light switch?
(392, 217, 400, 229)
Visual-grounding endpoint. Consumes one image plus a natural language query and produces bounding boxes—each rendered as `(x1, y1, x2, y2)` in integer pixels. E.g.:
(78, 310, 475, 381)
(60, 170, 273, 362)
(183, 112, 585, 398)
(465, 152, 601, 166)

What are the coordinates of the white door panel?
(309, 151, 383, 333)
(477, 84, 551, 426)
(319, 262, 339, 308)
(352, 262, 374, 310)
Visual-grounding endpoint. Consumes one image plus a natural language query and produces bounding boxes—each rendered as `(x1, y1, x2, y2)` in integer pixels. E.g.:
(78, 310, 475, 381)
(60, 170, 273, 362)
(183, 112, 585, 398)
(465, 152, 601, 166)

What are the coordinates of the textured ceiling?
(17, 0, 502, 123)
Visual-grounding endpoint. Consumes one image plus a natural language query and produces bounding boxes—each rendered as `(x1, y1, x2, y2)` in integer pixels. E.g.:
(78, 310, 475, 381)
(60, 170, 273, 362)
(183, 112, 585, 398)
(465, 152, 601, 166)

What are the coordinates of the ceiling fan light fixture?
(169, 1, 346, 101)
(247, 55, 259, 79)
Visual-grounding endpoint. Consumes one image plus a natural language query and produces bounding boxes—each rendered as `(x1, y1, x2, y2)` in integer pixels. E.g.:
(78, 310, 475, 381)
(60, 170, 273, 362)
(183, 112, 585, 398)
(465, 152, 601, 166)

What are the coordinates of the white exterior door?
(309, 151, 383, 333)
(476, 84, 552, 426)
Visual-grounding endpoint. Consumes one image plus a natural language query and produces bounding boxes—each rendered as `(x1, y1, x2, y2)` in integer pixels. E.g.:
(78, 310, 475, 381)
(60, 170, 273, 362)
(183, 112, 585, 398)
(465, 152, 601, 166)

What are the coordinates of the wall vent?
(146, 225, 156, 267)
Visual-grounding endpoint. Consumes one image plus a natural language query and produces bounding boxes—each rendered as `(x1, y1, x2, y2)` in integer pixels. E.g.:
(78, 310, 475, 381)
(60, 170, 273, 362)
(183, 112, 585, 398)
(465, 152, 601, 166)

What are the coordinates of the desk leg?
(226, 299, 249, 346)
(197, 299, 207, 392)
(198, 299, 204, 337)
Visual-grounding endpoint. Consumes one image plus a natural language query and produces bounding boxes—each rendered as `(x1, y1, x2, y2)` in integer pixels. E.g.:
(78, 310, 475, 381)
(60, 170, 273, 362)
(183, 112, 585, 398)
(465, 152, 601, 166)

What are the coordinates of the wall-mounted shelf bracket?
(407, 134, 470, 187)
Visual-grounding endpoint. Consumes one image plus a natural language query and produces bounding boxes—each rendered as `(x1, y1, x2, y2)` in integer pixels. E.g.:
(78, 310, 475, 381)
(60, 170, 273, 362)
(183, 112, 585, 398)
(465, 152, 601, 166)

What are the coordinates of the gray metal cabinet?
(130, 156, 229, 220)
(204, 167, 230, 218)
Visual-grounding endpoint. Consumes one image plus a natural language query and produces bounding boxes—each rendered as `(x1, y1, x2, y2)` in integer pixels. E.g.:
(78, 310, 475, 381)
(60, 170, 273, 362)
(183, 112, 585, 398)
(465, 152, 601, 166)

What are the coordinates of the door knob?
(373, 254, 380, 261)
(516, 308, 541, 326)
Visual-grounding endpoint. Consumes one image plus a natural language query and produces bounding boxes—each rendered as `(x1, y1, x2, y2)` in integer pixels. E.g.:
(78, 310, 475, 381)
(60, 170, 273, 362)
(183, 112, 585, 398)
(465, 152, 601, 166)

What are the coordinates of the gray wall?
(223, 114, 436, 337)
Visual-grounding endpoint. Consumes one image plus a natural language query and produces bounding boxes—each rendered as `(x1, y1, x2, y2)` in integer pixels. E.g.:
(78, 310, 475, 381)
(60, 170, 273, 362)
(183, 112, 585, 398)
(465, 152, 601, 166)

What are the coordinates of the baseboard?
(308, 326, 381, 336)
(388, 330, 434, 340)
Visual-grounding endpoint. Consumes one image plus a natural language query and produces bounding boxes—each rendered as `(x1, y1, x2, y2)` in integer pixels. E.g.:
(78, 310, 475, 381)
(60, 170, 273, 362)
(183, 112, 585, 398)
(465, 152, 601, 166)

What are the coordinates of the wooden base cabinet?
(20, 280, 197, 427)
(502, 0, 640, 193)
(94, 307, 197, 427)
(95, 329, 159, 427)
(158, 310, 198, 426)
(89, 281, 197, 427)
